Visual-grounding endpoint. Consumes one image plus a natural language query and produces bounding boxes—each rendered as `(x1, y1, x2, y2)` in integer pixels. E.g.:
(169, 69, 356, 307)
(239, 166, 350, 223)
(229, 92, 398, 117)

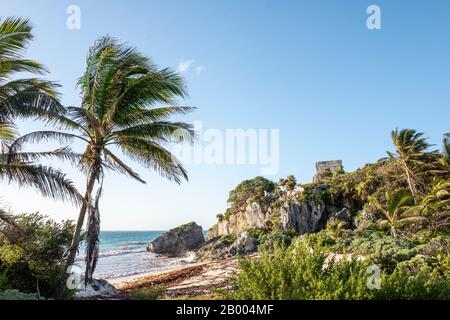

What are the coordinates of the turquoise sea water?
(76, 231, 194, 281)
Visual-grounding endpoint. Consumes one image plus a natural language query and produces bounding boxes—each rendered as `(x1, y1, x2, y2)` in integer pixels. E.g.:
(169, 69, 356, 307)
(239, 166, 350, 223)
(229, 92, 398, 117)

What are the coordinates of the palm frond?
(2, 147, 83, 168)
(103, 147, 146, 183)
(116, 137, 188, 184)
(113, 121, 195, 143)
(8, 131, 86, 154)
(0, 163, 83, 205)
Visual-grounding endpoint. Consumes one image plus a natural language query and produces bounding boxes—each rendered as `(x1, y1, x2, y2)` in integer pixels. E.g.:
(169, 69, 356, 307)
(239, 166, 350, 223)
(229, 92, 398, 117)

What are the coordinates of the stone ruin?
(313, 160, 343, 182)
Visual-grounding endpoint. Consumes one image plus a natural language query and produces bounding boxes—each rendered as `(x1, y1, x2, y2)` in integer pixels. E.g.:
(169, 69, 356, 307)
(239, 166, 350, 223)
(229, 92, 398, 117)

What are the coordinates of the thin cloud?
(195, 66, 204, 76)
(178, 59, 195, 73)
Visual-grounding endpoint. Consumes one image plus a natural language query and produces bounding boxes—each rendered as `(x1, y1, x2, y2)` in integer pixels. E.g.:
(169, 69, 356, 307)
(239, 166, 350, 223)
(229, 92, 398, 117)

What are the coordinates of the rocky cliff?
(207, 202, 268, 239)
(207, 185, 358, 239)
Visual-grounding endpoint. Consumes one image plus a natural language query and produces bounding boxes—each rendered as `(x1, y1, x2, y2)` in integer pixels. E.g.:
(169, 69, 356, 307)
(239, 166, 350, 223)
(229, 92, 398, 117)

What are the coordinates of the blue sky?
(0, 0, 449, 230)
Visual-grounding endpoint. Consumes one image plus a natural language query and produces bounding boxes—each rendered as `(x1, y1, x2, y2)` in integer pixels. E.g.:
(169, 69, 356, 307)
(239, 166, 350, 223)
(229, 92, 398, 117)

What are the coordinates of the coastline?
(113, 256, 244, 299)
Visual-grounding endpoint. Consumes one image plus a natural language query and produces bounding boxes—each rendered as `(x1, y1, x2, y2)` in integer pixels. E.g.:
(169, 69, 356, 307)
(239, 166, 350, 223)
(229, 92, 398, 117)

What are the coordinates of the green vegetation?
(130, 285, 166, 300)
(224, 176, 275, 220)
(223, 128, 450, 300)
(0, 212, 74, 299)
(229, 239, 450, 300)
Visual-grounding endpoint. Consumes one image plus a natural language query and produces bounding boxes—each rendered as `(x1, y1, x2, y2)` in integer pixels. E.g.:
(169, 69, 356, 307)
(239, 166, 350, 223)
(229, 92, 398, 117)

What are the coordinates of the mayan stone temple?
(313, 160, 343, 182)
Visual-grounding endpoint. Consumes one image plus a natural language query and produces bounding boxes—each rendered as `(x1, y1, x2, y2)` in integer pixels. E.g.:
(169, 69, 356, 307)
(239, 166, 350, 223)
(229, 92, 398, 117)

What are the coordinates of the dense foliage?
(224, 176, 275, 219)
(229, 238, 450, 300)
(0, 213, 74, 298)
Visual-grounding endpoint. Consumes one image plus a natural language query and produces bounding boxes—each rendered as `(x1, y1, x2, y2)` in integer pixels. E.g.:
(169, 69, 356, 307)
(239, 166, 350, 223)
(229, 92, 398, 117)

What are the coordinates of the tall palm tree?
(0, 17, 82, 205)
(378, 189, 425, 238)
(11, 36, 195, 298)
(387, 129, 436, 197)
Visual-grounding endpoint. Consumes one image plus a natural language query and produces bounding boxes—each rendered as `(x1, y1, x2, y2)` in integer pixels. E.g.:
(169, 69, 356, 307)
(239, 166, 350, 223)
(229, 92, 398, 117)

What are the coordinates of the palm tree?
(11, 36, 195, 298)
(387, 129, 436, 197)
(378, 189, 426, 238)
(0, 17, 82, 205)
(0, 17, 65, 126)
(407, 179, 450, 232)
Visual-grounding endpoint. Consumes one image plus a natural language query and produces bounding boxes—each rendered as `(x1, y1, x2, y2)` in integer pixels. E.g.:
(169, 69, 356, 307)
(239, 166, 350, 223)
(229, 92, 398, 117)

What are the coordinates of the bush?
(229, 241, 371, 300)
(220, 234, 237, 245)
(258, 229, 297, 251)
(377, 268, 450, 300)
(130, 285, 166, 300)
(0, 213, 74, 298)
(228, 238, 450, 300)
(0, 289, 39, 300)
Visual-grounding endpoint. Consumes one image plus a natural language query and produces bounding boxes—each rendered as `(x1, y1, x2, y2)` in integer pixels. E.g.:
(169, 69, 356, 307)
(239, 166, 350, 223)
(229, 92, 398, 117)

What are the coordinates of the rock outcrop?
(76, 279, 118, 299)
(280, 201, 328, 234)
(195, 232, 258, 261)
(228, 232, 257, 256)
(328, 208, 353, 228)
(148, 222, 205, 256)
(207, 202, 268, 239)
(208, 186, 359, 238)
(206, 161, 365, 240)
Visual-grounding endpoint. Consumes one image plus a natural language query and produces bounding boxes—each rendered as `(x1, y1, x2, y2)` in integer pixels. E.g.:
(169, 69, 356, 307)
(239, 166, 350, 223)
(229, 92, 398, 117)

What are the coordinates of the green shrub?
(0, 272, 10, 290)
(245, 228, 268, 242)
(0, 289, 39, 300)
(258, 229, 297, 251)
(130, 285, 166, 300)
(220, 234, 237, 245)
(377, 268, 450, 300)
(0, 213, 74, 298)
(229, 241, 372, 300)
(228, 238, 450, 300)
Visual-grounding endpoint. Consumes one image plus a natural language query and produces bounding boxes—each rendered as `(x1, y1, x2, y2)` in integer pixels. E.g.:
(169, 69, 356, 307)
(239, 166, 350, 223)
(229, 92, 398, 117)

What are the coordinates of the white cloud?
(195, 66, 204, 76)
(177, 59, 195, 73)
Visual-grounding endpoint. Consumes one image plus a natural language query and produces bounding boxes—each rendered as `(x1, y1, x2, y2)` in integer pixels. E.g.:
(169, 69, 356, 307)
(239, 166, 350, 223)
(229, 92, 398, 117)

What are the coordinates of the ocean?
(76, 231, 194, 282)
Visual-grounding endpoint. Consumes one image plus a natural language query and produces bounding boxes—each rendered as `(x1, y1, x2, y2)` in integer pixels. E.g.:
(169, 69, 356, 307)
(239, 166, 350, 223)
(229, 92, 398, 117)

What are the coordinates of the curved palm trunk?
(54, 161, 99, 299)
(402, 161, 419, 197)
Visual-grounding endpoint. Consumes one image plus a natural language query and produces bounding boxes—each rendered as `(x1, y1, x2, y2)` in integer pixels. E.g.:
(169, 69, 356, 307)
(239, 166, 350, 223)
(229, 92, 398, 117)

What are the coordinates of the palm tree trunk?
(391, 226, 398, 238)
(403, 162, 417, 197)
(53, 162, 99, 299)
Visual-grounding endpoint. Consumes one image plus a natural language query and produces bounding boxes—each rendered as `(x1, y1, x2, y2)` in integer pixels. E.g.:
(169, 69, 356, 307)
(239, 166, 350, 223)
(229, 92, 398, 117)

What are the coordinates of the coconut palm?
(406, 179, 450, 232)
(11, 36, 195, 298)
(0, 17, 82, 205)
(378, 189, 426, 238)
(0, 17, 65, 127)
(387, 129, 437, 197)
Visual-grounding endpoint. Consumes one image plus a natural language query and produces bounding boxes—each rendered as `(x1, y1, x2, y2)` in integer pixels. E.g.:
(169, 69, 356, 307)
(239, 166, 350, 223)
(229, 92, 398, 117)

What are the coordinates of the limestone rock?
(228, 232, 257, 255)
(148, 222, 205, 256)
(207, 202, 268, 239)
(195, 232, 257, 262)
(76, 279, 118, 299)
(280, 201, 328, 234)
(329, 208, 353, 228)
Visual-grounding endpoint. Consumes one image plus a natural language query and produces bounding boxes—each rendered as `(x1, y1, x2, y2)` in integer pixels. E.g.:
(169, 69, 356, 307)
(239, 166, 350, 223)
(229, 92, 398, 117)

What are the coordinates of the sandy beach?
(113, 256, 242, 299)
